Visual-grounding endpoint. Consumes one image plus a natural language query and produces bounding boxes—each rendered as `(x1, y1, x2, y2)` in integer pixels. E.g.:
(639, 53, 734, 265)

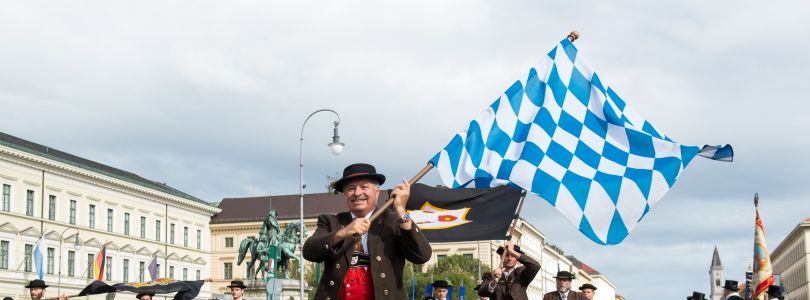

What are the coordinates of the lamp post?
(57, 226, 81, 296)
(299, 109, 343, 299)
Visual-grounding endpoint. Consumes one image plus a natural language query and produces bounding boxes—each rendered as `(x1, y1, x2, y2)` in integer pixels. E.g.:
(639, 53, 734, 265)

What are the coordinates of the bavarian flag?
(407, 183, 523, 242)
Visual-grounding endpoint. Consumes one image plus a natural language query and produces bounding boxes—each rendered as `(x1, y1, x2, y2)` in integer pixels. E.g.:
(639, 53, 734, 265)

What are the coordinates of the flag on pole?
(430, 37, 733, 245)
(33, 237, 46, 280)
(94, 244, 107, 280)
(409, 266, 415, 300)
(459, 285, 465, 300)
(407, 183, 523, 242)
(753, 195, 774, 300)
(147, 253, 159, 280)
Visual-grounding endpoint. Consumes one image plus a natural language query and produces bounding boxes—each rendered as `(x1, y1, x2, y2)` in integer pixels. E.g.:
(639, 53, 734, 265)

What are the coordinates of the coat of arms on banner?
(409, 202, 471, 230)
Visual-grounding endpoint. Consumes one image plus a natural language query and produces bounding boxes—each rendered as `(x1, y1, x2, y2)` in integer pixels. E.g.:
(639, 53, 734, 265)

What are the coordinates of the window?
(156, 264, 161, 278)
(48, 195, 56, 220)
(183, 268, 188, 280)
(87, 254, 95, 279)
(69, 200, 77, 224)
(463, 253, 473, 260)
(105, 256, 112, 280)
(47, 247, 55, 274)
(437, 254, 447, 262)
(1, 184, 10, 212)
(197, 229, 201, 249)
(169, 266, 175, 279)
(225, 237, 234, 247)
(184, 227, 188, 247)
(140, 216, 146, 239)
(89, 204, 96, 228)
(156, 220, 162, 242)
(0, 241, 8, 269)
(26, 190, 34, 216)
(107, 209, 114, 232)
(139, 261, 145, 281)
(170, 224, 175, 244)
(224, 263, 233, 279)
(67, 251, 75, 276)
(24, 244, 33, 272)
(196, 270, 201, 280)
(124, 213, 130, 235)
(123, 259, 129, 282)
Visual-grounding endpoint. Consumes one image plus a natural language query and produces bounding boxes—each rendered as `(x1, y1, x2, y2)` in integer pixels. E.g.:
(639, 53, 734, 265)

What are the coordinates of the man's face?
(581, 288, 595, 299)
(343, 179, 379, 217)
(231, 287, 244, 299)
(29, 287, 44, 300)
(434, 287, 448, 299)
(556, 278, 571, 292)
(139, 296, 152, 300)
(503, 254, 519, 269)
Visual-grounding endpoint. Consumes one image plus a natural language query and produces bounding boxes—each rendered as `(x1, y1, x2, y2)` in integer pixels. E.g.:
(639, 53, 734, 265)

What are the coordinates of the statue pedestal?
(233, 279, 310, 300)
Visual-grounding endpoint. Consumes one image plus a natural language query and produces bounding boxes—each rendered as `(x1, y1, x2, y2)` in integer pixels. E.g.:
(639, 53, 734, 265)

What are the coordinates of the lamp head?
(328, 122, 344, 155)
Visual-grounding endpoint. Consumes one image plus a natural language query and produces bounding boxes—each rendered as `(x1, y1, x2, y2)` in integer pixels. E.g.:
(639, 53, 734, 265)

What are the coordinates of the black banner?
(407, 183, 523, 242)
(79, 279, 205, 300)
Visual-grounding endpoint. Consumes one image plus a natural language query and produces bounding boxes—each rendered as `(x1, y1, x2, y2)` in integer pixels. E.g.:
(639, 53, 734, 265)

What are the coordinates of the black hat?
(227, 280, 247, 289)
(431, 280, 450, 288)
(691, 291, 706, 300)
(554, 271, 575, 279)
(579, 283, 597, 291)
(481, 272, 492, 281)
(423, 297, 436, 300)
(496, 245, 524, 255)
(4, 297, 14, 300)
(332, 163, 386, 193)
(24, 279, 49, 288)
(723, 280, 739, 291)
(686, 297, 693, 300)
(474, 284, 482, 290)
(768, 285, 784, 296)
(135, 292, 155, 299)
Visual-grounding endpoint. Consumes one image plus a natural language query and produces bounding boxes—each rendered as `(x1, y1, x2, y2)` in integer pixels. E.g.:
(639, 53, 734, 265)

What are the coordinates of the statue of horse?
(237, 236, 259, 280)
(277, 221, 308, 279)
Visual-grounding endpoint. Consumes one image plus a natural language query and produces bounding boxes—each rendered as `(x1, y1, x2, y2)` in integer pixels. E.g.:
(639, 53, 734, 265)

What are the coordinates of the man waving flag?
(430, 34, 732, 245)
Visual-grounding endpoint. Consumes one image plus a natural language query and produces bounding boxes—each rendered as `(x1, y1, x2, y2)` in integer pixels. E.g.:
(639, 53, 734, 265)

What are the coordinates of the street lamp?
(299, 109, 343, 299)
(57, 226, 81, 296)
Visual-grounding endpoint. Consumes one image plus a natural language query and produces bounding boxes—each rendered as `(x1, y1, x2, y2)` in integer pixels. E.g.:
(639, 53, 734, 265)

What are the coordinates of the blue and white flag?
(430, 37, 733, 245)
(33, 237, 46, 280)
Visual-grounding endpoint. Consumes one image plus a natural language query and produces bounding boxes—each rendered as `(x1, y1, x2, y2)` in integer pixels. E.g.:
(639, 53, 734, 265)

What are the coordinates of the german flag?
(93, 245, 106, 280)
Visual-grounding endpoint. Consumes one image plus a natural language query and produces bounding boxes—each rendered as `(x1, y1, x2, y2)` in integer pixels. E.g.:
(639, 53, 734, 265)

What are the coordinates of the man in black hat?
(689, 291, 706, 300)
(227, 280, 247, 300)
(431, 280, 450, 300)
(542, 271, 587, 300)
(767, 285, 784, 300)
(579, 283, 597, 300)
(478, 241, 540, 300)
(722, 280, 743, 300)
(135, 292, 155, 300)
(25, 279, 50, 300)
(303, 163, 432, 300)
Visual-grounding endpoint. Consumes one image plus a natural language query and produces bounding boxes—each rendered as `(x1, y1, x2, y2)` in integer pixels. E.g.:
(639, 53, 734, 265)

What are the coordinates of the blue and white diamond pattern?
(430, 38, 733, 245)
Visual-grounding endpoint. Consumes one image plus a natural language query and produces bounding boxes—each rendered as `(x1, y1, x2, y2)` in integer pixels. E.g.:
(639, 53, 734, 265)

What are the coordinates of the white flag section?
(430, 38, 733, 245)
(33, 238, 46, 280)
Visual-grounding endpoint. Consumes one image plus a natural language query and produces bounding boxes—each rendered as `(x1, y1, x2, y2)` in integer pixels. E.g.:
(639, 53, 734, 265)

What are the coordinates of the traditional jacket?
(303, 209, 432, 300)
(478, 254, 541, 300)
(542, 290, 589, 300)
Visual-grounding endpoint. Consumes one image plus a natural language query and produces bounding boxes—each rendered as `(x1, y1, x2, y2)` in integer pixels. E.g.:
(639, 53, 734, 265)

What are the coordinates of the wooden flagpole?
(368, 163, 434, 222)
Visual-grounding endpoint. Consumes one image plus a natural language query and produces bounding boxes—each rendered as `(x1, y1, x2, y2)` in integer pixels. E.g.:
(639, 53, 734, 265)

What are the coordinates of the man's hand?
(492, 267, 503, 282)
(336, 218, 370, 241)
(59, 294, 69, 300)
(392, 180, 411, 216)
(504, 241, 521, 258)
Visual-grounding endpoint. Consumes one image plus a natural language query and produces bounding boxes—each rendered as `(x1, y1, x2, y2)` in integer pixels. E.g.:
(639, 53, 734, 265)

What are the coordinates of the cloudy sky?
(2, 1, 810, 298)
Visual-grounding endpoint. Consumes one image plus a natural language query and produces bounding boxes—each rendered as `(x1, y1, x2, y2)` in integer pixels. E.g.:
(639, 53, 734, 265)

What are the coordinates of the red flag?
(753, 194, 774, 300)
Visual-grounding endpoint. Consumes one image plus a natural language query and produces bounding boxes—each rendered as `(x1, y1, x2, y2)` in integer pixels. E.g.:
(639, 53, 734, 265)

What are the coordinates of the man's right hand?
(337, 218, 370, 240)
(492, 267, 503, 282)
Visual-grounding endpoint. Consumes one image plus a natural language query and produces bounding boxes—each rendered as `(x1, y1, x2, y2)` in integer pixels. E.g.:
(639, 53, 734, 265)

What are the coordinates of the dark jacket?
(478, 254, 541, 300)
(542, 290, 589, 300)
(303, 209, 432, 300)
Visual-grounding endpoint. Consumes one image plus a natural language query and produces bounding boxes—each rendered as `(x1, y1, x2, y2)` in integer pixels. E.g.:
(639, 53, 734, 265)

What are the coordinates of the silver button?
(376, 256, 381, 261)
(380, 273, 386, 278)
(336, 263, 341, 269)
(326, 298, 331, 300)
(384, 290, 389, 295)
(346, 284, 350, 288)
(329, 280, 334, 286)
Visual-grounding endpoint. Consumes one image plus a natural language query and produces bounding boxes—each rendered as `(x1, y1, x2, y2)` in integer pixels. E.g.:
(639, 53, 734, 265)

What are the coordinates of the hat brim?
(333, 174, 385, 193)
(496, 246, 524, 256)
(25, 285, 49, 288)
(135, 292, 156, 298)
(227, 285, 247, 289)
(432, 284, 450, 288)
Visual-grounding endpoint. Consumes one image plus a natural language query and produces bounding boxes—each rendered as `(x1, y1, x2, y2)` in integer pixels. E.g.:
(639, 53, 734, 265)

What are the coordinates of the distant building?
(710, 246, 724, 300)
(567, 255, 617, 300)
(770, 217, 810, 300)
(0, 132, 219, 299)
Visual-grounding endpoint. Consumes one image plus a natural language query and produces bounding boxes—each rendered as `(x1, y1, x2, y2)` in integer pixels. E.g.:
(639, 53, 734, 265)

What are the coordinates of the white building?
(770, 217, 810, 300)
(0, 132, 220, 300)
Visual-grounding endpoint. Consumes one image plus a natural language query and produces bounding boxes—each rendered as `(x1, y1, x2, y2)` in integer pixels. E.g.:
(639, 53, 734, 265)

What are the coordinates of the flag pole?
(368, 163, 434, 223)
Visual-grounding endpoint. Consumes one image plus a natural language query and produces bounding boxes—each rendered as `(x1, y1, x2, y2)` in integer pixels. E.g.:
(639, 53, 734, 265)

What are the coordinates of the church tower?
(710, 246, 724, 300)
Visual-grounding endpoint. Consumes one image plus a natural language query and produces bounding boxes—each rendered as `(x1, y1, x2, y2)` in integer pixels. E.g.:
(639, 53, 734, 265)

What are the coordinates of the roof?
(210, 190, 391, 224)
(0, 131, 211, 206)
(711, 246, 723, 267)
(566, 255, 601, 275)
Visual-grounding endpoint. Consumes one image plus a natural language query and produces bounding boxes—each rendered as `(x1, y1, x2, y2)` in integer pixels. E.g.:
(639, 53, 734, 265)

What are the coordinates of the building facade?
(0, 132, 220, 299)
(770, 217, 810, 300)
